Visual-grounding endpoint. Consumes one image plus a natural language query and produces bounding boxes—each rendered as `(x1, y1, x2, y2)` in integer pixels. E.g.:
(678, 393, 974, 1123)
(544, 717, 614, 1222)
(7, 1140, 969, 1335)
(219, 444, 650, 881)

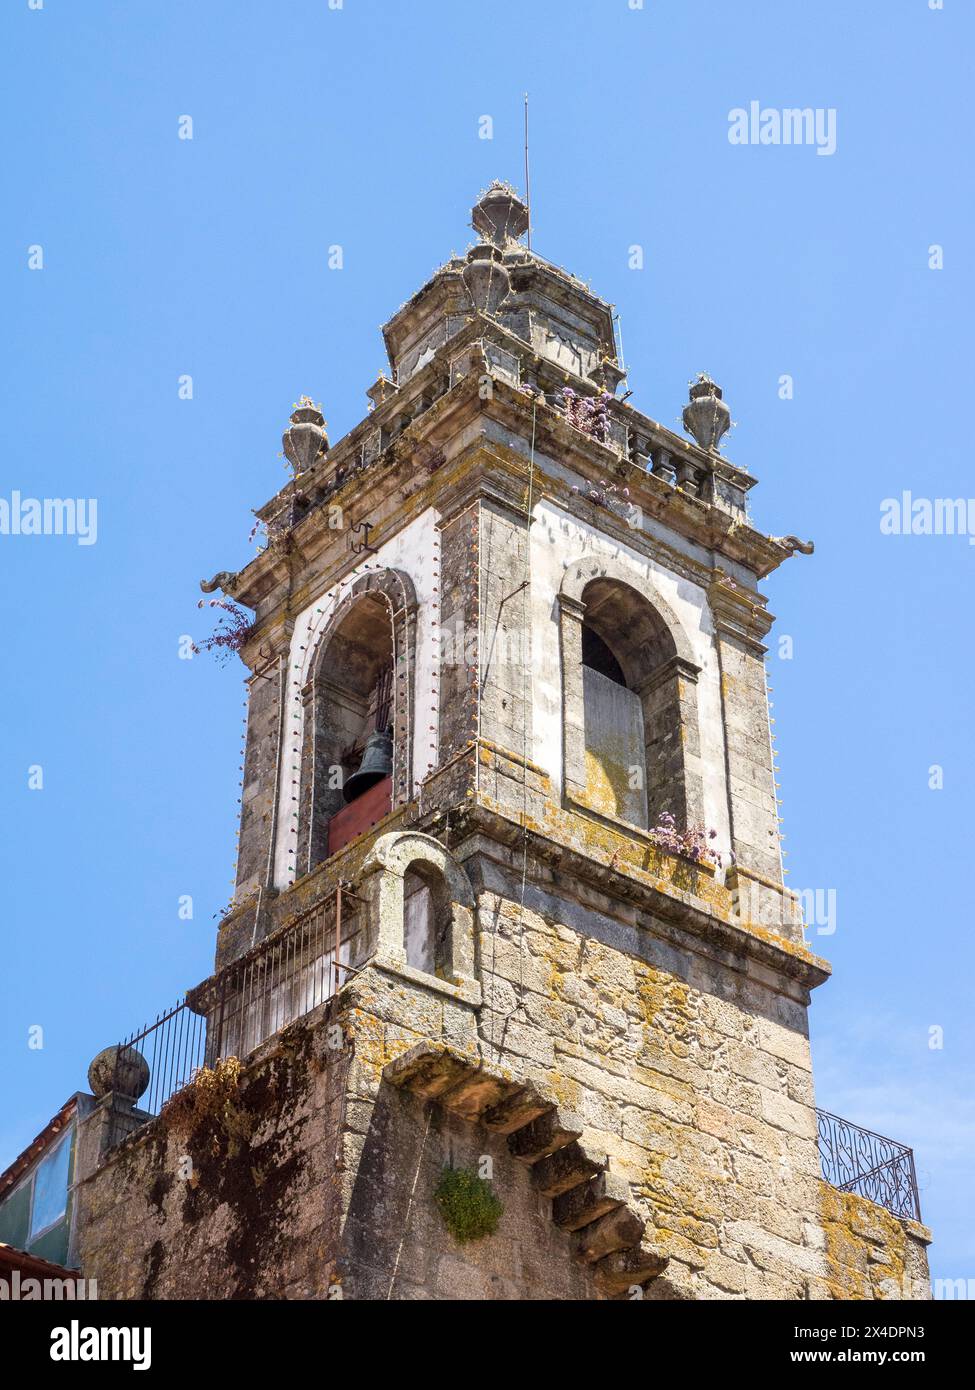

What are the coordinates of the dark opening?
(341, 662, 394, 803)
(581, 623, 626, 686)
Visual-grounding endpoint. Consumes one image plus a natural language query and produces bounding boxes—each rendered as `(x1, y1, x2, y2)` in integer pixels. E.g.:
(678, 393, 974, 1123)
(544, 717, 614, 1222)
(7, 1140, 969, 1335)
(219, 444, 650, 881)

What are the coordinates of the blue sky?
(1, 0, 971, 1289)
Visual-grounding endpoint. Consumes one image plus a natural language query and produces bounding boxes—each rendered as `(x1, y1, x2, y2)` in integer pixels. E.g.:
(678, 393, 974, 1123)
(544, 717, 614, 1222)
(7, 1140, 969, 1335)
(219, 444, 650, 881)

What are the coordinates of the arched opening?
(304, 593, 396, 863)
(568, 576, 701, 831)
(359, 831, 479, 997)
(403, 862, 451, 977)
(296, 570, 418, 876)
(581, 624, 626, 686)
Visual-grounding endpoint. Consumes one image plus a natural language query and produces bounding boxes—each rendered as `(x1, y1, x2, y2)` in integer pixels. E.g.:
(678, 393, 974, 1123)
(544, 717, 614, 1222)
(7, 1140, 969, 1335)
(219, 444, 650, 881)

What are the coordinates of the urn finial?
(471, 181, 529, 249)
(682, 374, 732, 453)
(462, 243, 511, 314)
(282, 397, 329, 474)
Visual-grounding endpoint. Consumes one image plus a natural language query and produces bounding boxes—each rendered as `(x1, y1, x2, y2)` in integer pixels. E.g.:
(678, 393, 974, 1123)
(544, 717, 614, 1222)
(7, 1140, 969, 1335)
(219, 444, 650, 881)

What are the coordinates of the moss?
(142, 1239, 165, 1299)
(434, 1166, 503, 1244)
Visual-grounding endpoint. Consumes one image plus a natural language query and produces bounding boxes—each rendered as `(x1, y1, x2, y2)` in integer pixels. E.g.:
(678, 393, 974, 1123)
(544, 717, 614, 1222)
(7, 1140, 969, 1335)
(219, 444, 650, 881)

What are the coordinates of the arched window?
(403, 863, 451, 977)
(359, 831, 479, 999)
(559, 567, 704, 833)
(297, 570, 417, 871)
(580, 617, 649, 827)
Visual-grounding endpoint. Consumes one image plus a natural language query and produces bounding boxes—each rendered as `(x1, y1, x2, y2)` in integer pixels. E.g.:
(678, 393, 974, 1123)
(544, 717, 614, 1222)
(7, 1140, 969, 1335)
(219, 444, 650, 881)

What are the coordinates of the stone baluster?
(676, 460, 700, 496)
(650, 446, 676, 485)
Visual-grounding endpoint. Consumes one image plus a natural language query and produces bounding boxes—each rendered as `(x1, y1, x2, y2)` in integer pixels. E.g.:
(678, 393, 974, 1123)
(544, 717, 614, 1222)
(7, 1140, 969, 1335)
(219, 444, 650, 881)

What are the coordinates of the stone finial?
(682, 374, 732, 453)
(88, 1045, 150, 1100)
(462, 243, 511, 315)
(282, 397, 329, 474)
(471, 181, 530, 249)
(366, 373, 398, 409)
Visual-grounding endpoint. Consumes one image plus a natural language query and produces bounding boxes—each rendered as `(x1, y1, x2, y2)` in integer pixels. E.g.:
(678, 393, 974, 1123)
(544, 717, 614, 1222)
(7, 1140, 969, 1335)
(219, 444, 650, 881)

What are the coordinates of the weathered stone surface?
(531, 1140, 606, 1198)
(593, 1242, 669, 1294)
(552, 1170, 632, 1231)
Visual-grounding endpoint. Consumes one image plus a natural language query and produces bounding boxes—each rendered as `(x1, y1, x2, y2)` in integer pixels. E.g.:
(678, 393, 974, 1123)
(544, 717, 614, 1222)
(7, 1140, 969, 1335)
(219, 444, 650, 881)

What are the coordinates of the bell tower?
(219, 182, 804, 966)
(74, 183, 931, 1302)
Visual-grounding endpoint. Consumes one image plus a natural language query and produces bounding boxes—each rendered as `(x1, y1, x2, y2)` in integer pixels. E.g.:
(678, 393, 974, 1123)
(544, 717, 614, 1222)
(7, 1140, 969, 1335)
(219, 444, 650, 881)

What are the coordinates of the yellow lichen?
(817, 1181, 910, 1300)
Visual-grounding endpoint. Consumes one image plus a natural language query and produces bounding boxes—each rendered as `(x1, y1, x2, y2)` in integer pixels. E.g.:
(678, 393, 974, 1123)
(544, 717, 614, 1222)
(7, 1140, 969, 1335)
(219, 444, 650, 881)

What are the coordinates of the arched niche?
(297, 568, 417, 873)
(358, 831, 477, 994)
(558, 559, 703, 831)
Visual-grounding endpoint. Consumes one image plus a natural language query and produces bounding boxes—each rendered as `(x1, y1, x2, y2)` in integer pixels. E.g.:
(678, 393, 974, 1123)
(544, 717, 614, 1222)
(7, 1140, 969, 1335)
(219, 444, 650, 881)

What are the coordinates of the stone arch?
(559, 556, 696, 668)
(359, 831, 476, 988)
(557, 558, 703, 830)
(297, 568, 418, 872)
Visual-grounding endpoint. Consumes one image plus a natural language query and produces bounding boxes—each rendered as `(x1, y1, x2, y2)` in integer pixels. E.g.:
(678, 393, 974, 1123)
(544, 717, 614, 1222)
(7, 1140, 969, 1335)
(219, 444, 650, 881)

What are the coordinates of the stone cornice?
(213, 789, 828, 1009)
(225, 324, 798, 615)
(450, 806, 831, 995)
(708, 574, 775, 650)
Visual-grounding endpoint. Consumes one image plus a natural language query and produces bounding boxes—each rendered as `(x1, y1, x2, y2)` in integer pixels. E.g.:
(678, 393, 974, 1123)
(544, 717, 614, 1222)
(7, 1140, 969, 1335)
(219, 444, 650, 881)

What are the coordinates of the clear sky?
(1, 0, 971, 1290)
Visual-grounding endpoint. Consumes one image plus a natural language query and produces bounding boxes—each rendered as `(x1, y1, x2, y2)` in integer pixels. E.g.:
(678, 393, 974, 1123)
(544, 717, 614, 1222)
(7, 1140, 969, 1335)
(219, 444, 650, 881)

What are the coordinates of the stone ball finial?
(471, 181, 530, 248)
(283, 398, 329, 474)
(87, 1045, 150, 1100)
(682, 374, 732, 453)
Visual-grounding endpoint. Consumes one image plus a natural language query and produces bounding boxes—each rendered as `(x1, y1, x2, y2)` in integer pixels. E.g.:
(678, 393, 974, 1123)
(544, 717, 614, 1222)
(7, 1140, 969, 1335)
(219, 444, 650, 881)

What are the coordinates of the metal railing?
(113, 1001, 207, 1129)
(816, 1108, 921, 1221)
(109, 887, 362, 1145)
(204, 887, 362, 1063)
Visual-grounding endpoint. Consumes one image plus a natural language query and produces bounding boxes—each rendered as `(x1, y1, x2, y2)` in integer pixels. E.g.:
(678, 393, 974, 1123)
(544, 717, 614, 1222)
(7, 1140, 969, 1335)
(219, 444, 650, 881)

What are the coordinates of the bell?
(343, 729, 393, 803)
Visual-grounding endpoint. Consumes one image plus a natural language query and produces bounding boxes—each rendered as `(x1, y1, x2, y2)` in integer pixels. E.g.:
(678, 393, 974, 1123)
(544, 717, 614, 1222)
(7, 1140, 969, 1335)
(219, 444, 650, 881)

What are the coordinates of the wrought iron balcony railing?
(817, 1108, 921, 1221)
(105, 886, 364, 1148)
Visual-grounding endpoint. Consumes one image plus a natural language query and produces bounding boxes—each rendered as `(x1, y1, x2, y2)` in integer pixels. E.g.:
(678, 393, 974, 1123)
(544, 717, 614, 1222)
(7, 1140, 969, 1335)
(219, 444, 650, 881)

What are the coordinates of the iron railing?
(203, 887, 362, 1063)
(112, 1001, 208, 1138)
(109, 887, 362, 1145)
(816, 1108, 921, 1221)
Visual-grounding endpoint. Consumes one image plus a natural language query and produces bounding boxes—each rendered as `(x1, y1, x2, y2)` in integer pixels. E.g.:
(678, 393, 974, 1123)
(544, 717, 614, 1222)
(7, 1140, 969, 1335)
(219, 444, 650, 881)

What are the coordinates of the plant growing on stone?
(160, 1057, 252, 1153)
(649, 811, 720, 867)
(558, 386, 612, 443)
(434, 1165, 503, 1244)
(193, 598, 253, 664)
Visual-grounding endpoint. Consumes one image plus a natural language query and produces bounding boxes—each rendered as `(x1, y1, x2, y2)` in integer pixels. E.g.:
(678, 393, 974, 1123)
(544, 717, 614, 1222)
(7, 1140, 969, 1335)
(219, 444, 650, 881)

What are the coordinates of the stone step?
(508, 1107, 583, 1164)
(552, 1171, 632, 1232)
(574, 1204, 645, 1264)
(531, 1141, 606, 1198)
(382, 1044, 665, 1300)
(592, 1243, 669, 1296)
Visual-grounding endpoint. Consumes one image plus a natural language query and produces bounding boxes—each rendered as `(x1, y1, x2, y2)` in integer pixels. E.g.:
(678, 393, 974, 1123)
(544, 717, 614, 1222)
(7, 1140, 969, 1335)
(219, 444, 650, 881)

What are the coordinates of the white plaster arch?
(559, 552, 698, 670)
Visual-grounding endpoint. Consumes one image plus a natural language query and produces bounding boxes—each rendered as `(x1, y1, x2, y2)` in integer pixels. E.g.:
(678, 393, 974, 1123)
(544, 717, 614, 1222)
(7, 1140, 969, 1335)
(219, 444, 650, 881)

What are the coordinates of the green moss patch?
(434, 1165, 503, 1244)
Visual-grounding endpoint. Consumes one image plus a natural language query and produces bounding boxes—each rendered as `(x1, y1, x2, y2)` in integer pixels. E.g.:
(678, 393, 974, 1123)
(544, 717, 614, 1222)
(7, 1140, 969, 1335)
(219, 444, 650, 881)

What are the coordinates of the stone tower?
(73, 183, 931, 1301)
